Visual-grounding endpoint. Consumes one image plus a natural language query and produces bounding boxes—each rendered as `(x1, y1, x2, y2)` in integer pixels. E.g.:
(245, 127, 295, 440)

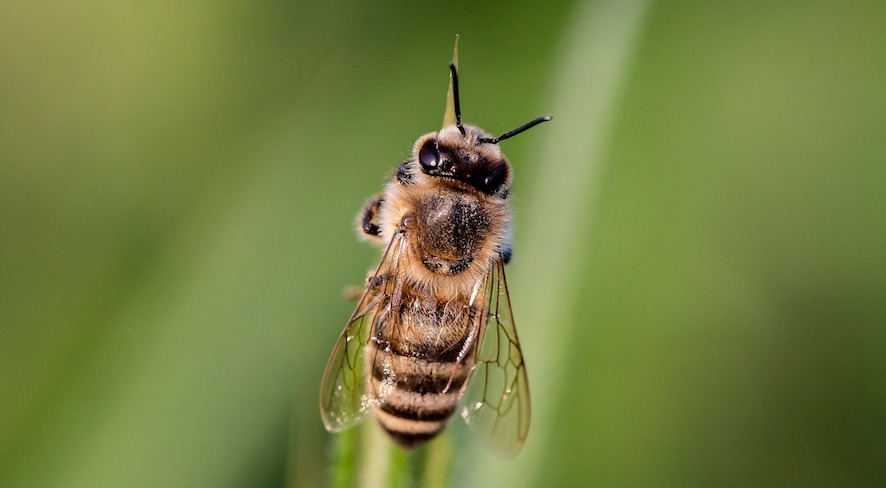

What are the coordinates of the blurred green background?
(2, 0, 885, 486)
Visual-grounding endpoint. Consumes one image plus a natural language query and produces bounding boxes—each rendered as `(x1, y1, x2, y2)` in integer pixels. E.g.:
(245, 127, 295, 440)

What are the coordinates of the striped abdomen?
(367, 290, 480, 448)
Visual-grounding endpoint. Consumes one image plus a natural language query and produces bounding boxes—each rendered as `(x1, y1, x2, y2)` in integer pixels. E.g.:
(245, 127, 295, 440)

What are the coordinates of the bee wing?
(319, 232, 408, 432)
(460, 258, 531, 457)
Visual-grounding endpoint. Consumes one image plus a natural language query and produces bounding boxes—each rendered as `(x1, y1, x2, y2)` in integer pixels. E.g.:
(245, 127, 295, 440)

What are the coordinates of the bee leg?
(395, 160, 414, 185)
(357, 193, 384, 241)
(501, 244, 512, 264)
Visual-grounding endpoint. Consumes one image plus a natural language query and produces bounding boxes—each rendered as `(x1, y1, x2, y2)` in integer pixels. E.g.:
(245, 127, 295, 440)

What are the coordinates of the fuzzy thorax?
(378, 177, 511, 301)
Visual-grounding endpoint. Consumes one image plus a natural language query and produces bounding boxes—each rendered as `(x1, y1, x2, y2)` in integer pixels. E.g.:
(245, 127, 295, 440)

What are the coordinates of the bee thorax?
(414, 193, 490, 275)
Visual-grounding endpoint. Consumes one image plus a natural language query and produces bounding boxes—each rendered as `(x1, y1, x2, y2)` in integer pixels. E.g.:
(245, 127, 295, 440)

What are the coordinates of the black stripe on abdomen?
(378, 390, 458, 422)
(373, 393, 456, 449)
(371, 352, 470, 394)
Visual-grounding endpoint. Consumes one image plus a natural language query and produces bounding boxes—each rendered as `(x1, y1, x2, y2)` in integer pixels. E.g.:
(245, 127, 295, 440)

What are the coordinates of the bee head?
(412, 126, 508, 196)
(412, 63, 552, 197)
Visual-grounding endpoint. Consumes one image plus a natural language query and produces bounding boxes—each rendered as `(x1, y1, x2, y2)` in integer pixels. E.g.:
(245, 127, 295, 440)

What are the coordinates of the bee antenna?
(449, 63, 466, 136)
(478, 114, 553, 144)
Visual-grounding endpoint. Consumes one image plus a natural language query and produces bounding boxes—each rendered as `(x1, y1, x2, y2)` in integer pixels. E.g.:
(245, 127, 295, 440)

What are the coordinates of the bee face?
(413, 124, 511, 197)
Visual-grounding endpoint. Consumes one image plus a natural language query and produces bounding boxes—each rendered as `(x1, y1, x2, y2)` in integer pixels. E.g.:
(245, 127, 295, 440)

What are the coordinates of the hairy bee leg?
(357, 193, 384, 241)
(395, 160, 414, 185)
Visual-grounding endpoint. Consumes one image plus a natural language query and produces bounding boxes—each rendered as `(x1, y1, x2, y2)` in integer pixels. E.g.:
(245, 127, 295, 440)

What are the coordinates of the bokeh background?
(2, 0, 885, 486)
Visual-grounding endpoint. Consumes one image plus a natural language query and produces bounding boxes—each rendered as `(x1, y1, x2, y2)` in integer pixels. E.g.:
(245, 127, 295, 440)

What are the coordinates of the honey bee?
(319, 62, 550, 457)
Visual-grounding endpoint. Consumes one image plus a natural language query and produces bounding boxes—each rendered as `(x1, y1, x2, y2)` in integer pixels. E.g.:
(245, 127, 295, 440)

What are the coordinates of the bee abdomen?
(372, 360, 469, 393)
(367, 342, 473, 448)
(379, 395, 456, 421)
(374, 386, 461, 448)
(375, 406, 452, 448)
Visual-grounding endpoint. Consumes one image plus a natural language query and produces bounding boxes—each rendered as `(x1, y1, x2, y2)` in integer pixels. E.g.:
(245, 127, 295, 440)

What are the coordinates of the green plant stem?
(328, 422, 456, 488)
(421, 434, 453, 488)
(329, 426, 358, 488)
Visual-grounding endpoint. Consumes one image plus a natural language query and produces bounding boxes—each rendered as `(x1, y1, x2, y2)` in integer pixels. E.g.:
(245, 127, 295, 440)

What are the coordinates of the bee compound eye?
(481, 162, 508, 193)
(418, 137, 440, 169)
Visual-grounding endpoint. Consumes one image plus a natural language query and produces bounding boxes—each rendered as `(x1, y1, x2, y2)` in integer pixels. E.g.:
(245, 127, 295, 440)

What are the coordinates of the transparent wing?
(319, 233, 407, 432)
(461, 258, 530, 457)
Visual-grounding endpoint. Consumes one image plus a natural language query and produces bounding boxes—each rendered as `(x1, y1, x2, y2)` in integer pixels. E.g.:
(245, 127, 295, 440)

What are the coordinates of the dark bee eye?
(482, 161, 508, 194)
(418, 138, 440, 169)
